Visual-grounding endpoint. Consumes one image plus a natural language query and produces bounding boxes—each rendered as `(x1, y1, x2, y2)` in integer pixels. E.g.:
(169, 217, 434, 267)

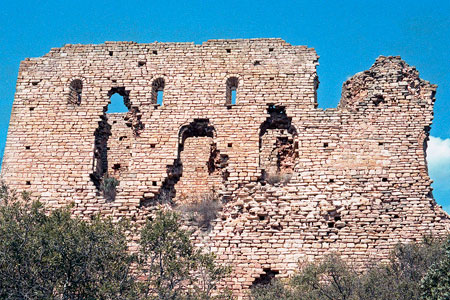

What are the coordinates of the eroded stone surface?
(1, 39, 449, 298)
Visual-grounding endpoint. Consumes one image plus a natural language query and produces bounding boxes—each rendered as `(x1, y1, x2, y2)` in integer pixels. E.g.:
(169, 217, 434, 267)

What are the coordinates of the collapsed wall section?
(1, 40, 448, 298)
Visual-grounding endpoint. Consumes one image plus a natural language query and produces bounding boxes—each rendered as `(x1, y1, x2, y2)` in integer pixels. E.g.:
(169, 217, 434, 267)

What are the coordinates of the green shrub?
(100, 175, 119, 202)
(179, 193, 222, 230)
(421, 237, 450, 300)
(251, 237, 448, 300)
(0, 183, 230, 300)
(0, 183, 135, 299)
(138, 209, 231, 300)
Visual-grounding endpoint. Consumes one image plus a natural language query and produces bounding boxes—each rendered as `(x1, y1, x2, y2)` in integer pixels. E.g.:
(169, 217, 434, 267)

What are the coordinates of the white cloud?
(427, 136, 450, 168)
(427, 136, 450, 212)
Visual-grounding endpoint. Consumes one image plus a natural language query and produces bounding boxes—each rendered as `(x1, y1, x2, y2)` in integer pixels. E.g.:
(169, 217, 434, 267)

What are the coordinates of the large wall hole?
(140, 119, 229, 208)
(90, 87, 140, 202)
(259, 105, 298, 185)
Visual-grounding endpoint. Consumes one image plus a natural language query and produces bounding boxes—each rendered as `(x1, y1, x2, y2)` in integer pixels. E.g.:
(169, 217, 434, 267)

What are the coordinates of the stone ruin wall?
(1, 38, 449, 297)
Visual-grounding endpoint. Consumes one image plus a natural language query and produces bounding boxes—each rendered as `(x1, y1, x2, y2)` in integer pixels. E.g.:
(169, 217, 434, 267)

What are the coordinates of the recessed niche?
(138, 61, 146, 67)
(226, 49, 231, 53)
(382, 177, 388, 182)
(379, 142, 384, 146)
(227, 143, 233, 148)
(26, 181, 31, 185)
(269, 48, 274, 52)
(150, 144, 156, 148)
(329, 179, 334, 183)
(119, 136, 127, 141)
(25, 146, 31, 150)
(258, 215, 266, 221)
(269, 77, 274, 80)
(253, 60, 261, 66)
(152, 50, 158, 55)
(152, 181, 157, 186)
(109, 51, 113, 56)
(29, 107, 35, 111)
(112, 163, 121, 170)
(324, 142, 329, 148)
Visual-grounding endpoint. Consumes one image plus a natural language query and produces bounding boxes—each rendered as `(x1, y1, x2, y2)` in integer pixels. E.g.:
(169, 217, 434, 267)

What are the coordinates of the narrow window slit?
(152, 78, 165, 106)
(226, 77, 239, 106)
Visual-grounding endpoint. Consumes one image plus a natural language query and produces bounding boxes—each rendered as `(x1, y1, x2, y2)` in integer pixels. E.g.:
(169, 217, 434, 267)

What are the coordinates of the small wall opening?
(68, 79, 83, 105)
(373, 94, 385, 106)
(152, 78, 165, 106)
(251, 268, 279, 288)
(226, 77, 239, 105)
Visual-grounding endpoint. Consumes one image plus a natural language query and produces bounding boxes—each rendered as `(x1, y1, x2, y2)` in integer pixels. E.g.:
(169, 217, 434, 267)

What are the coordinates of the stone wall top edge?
(23, 38, 316, 60)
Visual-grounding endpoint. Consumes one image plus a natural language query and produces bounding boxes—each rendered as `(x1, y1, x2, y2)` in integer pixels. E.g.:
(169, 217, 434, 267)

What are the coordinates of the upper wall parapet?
(17, 39, 320, 109)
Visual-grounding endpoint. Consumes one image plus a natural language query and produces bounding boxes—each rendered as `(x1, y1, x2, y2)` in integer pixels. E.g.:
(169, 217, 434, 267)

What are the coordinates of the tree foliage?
(421, 238, 450, 300)
(0, 183, 134, 300)
(251, 237, 449, 300)
(0, 182, 230, 300)
(138, 210, 231, 300)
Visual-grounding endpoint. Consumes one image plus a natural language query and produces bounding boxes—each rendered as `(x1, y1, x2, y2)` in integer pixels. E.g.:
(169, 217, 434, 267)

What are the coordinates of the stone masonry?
(1, 38, 449, 298)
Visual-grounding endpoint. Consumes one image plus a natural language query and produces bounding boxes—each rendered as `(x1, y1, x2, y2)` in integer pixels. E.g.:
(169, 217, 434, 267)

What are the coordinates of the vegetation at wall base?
(0, 182, 230, 300)
(250, 236, 450, 300)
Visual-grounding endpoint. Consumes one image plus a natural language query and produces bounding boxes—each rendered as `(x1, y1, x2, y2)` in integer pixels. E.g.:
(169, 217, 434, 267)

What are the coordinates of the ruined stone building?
(1, 38, 449, 297)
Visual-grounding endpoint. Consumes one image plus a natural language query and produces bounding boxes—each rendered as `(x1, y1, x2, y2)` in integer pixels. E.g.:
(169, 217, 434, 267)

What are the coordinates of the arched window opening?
(226, 77, 239, 105)
(152, 78, 165, 106)
(107, 87, 130, 113)
(68, 79, 83, 105)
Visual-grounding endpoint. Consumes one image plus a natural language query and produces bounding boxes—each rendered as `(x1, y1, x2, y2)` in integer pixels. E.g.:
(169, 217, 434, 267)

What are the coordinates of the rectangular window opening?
(157, 90, 164, 105)
(231, 89, 236, 105)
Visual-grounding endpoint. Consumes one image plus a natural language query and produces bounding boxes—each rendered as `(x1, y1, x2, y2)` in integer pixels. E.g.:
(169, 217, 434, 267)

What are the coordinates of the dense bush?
(178, 193, 222, 230)
(0, 183, 134, 300)
(421, 238, 450, 300)
(251, 237, 449, 300)
(138, 209, 231, 300)
(0, 182, 230, 300)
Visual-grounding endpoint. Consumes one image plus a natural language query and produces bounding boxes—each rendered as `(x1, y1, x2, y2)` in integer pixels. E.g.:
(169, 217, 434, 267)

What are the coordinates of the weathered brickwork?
(1, 38, 449, 298)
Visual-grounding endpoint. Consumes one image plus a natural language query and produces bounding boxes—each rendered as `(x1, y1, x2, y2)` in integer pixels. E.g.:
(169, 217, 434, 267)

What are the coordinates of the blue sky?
(0, 0, 449, 210)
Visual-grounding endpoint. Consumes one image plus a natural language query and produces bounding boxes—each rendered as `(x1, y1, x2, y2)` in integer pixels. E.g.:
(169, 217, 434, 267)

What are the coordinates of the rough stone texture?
(1, 38, 449, 298)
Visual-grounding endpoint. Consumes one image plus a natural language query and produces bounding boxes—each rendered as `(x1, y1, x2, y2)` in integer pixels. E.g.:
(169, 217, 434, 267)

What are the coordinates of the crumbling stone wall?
(1, 39, 449, 298)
